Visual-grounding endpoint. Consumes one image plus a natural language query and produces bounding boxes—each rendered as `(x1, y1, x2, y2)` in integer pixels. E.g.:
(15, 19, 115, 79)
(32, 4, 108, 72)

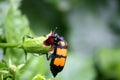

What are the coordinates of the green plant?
(0, 0, 51, 80)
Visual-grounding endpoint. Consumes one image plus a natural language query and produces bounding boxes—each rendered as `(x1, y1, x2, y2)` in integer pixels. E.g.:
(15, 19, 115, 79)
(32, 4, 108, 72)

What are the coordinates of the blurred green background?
(1, 0, 120, 80)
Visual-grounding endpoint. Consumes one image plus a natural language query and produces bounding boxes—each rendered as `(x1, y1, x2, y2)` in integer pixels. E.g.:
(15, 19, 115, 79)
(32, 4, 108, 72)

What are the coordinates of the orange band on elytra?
(53, 58, 66, 66)
(56, 48, 68, 56)
(58, 41, 68, 46)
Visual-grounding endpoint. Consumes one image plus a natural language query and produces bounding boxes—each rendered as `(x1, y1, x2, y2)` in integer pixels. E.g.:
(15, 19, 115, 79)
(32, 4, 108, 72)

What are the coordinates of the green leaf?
(3, 1, 49, 80)
(4, 0, 32, 64)
(5, 3, 31, 43)
(0, 61, 7, 69)
(0, 1, 9, 42)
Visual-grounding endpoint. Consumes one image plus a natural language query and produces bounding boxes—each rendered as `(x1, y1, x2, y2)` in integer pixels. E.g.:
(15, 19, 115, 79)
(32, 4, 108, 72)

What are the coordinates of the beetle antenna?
(53, 27, 58, 33)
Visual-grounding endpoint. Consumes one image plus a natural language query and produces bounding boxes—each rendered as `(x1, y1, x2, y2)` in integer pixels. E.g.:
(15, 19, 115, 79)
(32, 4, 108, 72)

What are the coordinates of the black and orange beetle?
(44, 30, 68, 77)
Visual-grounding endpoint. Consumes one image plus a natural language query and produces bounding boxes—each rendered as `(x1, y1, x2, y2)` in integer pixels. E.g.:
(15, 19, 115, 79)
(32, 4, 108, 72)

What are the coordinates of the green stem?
(0, 43, 22, 48)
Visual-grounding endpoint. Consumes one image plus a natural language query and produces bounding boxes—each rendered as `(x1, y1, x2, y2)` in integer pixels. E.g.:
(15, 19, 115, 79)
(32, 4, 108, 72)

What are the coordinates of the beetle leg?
(22, 36, 27, 61)
(24, 50, 27, 61)
(22, 35, 34, 42)
(22, 35, 25, 42)
(22, 35, 34, 61)
(46, 53, 52, 60)
(26, 35, 34, 39)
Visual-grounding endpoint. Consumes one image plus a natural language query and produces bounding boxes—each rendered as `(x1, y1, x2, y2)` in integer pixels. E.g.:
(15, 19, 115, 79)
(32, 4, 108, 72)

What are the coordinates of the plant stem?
(0, 43, 22, 48)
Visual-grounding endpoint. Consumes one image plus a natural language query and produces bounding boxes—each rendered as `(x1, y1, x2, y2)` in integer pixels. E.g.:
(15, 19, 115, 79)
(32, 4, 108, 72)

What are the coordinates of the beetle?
(44, 31, 68, 77)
